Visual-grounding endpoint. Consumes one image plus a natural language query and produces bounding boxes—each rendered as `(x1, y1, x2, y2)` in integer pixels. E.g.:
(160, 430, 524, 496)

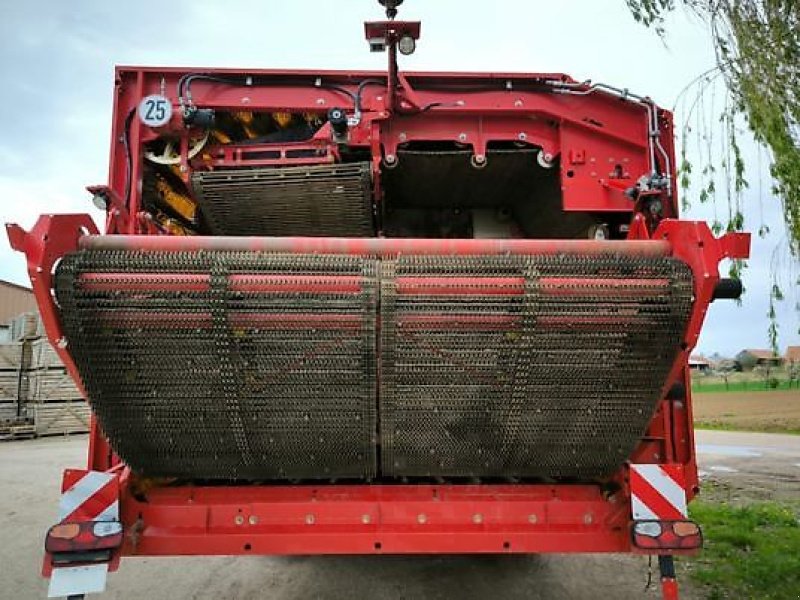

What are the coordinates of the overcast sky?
(0, 0, 797, 356)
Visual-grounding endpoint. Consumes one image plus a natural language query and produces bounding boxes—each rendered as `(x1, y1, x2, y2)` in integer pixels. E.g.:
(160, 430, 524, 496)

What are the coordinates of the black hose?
(322, 85, 357, 103)
(122, 108, 136, 209)
(355, 79, 385, 116)
(178, 73, 361, 109)
(178, 74, 245, 106)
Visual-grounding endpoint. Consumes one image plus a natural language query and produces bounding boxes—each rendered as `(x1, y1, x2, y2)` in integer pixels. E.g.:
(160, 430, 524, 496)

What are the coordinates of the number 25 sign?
(138, 95, 173, 128)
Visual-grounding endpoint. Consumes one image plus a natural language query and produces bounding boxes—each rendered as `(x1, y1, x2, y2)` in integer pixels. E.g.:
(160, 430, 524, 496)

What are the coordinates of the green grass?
(685, 501, 800, 599)
(694, 420, 800, 435)
(691, 380, 798, 393)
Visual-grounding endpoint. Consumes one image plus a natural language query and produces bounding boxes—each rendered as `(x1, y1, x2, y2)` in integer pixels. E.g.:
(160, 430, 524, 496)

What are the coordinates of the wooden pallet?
(0, 342, 23, 370)
(10, 312, 44, 341)
(1, 402, 21, 422)
(0, 371, 24, 404)
(32, 402, 91, 436)
(27, 369, 81, 403)
(28, 338, 63, 370)
(0, 421, 36, 440)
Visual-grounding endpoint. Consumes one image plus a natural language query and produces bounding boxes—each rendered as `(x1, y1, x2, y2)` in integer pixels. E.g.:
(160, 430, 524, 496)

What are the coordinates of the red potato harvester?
(7, 2, 749, 598)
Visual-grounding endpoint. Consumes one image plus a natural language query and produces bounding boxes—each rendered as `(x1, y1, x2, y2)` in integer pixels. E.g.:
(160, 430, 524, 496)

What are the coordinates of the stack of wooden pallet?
(0, 341, 30, 438)
(0, 313, 90, 439)
(27, 338, 90, 436)
(0, 342, 24, 419)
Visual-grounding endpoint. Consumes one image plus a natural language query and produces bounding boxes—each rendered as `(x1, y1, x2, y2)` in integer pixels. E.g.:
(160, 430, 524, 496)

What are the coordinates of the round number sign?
(138, 94, 173, 128)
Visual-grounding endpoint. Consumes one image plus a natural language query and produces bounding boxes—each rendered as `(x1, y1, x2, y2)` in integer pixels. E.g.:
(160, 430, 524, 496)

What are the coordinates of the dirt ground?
(0, 436, 693, 600)
(693, 389, 800, 432)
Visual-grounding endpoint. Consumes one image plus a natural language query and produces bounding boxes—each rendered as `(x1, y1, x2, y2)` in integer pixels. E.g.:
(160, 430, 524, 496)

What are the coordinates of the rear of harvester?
(7, 5, 749, 599)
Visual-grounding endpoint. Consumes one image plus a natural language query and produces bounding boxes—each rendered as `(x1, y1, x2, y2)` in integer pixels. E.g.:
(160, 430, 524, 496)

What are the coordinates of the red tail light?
(45, 521, 123, 555)
(631, 519, 702, 550)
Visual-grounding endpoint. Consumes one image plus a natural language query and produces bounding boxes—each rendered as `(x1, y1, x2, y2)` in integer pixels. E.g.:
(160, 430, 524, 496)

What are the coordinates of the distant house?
(735, 349, 783, 370)
(688, 355, 712, 372)
(786, 346, 800, 367)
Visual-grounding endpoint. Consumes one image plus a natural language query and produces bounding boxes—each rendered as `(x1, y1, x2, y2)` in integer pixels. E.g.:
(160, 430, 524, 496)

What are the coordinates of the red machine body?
(7, 12, 749, 600)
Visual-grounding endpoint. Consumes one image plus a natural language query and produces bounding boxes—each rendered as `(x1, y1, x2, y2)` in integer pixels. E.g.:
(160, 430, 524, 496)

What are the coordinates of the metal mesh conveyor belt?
(55, 251, 378, 480)
(191, 163, 375, 237)
(55, 249, 693, 481)
(380, 254, 693, 478)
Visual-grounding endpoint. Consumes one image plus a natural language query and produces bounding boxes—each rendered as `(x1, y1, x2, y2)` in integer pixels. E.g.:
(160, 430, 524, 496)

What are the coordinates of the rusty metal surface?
(54, 249, 692, 481)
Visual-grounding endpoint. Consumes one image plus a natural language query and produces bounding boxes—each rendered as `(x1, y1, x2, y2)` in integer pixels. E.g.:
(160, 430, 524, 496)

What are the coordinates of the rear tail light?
(632, 519, 702, 550)
(45, 521, 123, 555)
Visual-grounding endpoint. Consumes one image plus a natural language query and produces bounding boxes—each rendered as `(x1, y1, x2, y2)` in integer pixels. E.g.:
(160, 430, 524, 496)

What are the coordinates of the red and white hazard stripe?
(58, 469, 119, 523)
(48, 469, 120, 598)
(630, 464, 687, 521)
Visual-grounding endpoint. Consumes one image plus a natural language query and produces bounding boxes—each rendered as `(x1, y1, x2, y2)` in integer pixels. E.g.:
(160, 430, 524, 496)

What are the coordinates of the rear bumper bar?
(122, 482, 633, 556)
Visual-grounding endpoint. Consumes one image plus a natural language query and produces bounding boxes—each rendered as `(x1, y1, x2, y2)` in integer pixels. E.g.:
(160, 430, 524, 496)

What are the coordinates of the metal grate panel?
(192, 163, 375, 236)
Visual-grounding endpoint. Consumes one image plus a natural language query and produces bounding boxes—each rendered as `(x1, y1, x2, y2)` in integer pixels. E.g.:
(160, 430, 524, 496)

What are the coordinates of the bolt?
(385, 154, 396, 164)
(472, 513, 483, 524)
(417, 513, 427, 524)
(458, 133, 467, 142)
(248, 515, 259, 525)
(528, 514, 538, 524)
(234, 515, 245, 526)
(305, 514, 316, 525)
(584, 513, 593, 525)
(398, 132, 407, 142)
(316, 98, 326, 105)
(514, 99, 523, 107)
(56, 338, 68, 349)
(474, 154, 486, 164)
(362, 514, 371, 524)
(518, 132, 527, 141)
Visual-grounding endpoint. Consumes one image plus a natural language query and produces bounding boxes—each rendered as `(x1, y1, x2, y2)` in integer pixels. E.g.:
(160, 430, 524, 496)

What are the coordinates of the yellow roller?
(155, 177, 197, 223)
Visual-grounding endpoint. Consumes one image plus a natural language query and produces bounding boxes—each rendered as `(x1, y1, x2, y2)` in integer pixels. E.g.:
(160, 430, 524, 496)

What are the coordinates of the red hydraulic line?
(80, 235, 672, 258)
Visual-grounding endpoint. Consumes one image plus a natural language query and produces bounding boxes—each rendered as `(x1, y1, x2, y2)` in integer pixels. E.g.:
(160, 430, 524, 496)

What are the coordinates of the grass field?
(691, 380, 798, 394)
(692, 389, 800, 435)
(685, 501, 800, 600)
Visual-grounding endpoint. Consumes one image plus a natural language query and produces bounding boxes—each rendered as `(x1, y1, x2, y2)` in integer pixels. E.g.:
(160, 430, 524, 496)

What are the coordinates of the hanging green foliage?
(626, 0, 800, 254)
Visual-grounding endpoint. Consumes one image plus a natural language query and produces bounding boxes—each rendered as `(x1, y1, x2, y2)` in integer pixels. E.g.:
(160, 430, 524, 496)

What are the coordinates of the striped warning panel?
(630, 464, 687, 521)
(58, 469, 119, 522)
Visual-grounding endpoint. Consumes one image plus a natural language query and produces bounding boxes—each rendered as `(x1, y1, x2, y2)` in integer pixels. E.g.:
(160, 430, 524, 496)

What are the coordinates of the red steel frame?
(6, 51, 751, 599)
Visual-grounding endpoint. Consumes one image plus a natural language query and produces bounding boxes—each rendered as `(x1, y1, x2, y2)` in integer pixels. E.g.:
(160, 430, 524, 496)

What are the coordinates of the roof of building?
(786, 346, 800, 362)
(739, 349, 780, 360)
(689, 355, 711, 365)
(0, 279, 32, 293)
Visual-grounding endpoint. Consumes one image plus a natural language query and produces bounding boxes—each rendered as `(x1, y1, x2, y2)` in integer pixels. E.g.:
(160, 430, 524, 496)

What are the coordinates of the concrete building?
(0, 280, 37, 341)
